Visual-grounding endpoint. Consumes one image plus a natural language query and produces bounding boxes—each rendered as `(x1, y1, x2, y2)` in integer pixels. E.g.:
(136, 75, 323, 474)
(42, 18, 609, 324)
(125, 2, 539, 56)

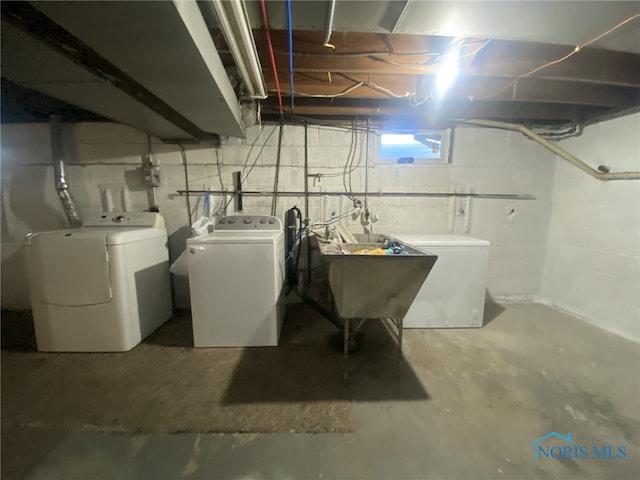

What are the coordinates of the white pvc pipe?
(208, 0, 267, 99)
(462, 119, 640, 181)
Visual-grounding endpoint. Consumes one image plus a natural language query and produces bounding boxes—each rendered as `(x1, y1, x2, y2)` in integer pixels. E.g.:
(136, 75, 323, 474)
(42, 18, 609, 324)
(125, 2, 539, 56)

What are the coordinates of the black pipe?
(271, 121, 285, 216)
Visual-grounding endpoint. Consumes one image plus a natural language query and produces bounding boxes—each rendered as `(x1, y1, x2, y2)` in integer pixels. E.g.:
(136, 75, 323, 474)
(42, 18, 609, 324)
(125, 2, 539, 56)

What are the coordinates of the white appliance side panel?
(274, 235, 286, 338)
(189, 242, 280, 347)
(121, 236, 173, 340)
(404, 246, 489, 328)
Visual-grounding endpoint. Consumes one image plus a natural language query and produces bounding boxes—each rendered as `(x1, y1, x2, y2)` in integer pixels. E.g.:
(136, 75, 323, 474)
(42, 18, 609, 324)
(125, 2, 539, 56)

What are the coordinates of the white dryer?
(187, 215, 285, 347)
(25, 212, 172, 352)
(391, 234, 490, 328)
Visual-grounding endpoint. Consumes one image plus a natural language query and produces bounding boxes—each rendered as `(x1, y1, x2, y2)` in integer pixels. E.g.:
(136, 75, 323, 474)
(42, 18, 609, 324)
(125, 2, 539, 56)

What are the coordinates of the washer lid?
(25, 227, 166, 246)
(391, 234, 490, 247)
(187, 230, 283, 245)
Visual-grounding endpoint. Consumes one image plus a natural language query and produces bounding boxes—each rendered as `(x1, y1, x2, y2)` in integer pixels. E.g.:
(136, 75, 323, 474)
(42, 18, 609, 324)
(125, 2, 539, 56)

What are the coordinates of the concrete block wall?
(1, 121, 555, 309)
(541, 113, 640, 342)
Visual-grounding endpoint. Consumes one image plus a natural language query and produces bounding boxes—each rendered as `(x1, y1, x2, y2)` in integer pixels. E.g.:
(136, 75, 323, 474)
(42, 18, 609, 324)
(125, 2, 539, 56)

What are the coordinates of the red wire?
(258, 0, 283, 115)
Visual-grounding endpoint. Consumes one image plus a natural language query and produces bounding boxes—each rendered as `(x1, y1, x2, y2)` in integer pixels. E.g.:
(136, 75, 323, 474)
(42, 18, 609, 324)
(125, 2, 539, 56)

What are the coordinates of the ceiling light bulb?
(436, 52, 458, 98)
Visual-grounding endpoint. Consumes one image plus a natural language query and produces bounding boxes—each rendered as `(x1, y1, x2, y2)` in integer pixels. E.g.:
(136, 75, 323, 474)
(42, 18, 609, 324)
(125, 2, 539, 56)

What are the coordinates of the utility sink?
(317, 237, 438, 319)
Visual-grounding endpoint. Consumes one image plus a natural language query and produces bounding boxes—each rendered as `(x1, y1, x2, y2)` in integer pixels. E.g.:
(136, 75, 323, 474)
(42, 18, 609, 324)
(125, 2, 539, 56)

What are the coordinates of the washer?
(391, 234, 490, 328)
(25, 212, 172, 352)
(187, 215, 285, 347)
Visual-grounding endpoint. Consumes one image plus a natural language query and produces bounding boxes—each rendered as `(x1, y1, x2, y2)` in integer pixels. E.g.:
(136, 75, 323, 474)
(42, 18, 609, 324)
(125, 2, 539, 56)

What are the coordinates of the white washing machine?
(187, 215, 285, 347)
(391, 234, 490, 328)
(25, 212, 173, 352)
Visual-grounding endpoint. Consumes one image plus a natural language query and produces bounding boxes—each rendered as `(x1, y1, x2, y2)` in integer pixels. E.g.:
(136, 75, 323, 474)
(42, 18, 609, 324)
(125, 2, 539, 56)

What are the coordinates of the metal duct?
(49, 116, 82, 227)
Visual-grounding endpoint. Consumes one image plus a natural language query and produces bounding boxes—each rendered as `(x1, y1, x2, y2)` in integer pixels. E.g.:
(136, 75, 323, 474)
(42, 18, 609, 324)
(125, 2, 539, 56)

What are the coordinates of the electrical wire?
(478, 13, 640, 100)
(275, 78, 412, 100)
(213, 148, 227, 217)
(220, 125, 280, 214)
(342, 123, 359, 201)
(275, 81, 365, 98)
(366, 80, 412, 98)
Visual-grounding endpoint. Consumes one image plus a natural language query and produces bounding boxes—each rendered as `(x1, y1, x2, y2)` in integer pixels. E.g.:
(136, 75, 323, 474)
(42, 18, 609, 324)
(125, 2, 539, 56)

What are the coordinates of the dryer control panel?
(84, 212, 165, 229)
(216, 215, 282, 231)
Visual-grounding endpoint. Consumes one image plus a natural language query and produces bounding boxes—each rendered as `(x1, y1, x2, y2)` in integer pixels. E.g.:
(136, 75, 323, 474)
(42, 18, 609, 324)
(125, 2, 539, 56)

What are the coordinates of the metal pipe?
(285, 0, 295, 111)
(178, 145, 193, 226)
(364, 119, 370, 212)
(304, 122, 310, 284)
(304, 123, 310, 220)
(177, 189, 536, 200)
(322, 0, 336, 48)
(271, 121, 284, 216)
(461, 119, 640, 181)
(49, 116, 82, 228)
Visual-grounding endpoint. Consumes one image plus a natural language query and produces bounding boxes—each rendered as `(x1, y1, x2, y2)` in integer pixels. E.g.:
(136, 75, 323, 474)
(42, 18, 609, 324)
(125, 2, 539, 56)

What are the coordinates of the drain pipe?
(461, 119, 640, 181)
(49, 116, 82, 227)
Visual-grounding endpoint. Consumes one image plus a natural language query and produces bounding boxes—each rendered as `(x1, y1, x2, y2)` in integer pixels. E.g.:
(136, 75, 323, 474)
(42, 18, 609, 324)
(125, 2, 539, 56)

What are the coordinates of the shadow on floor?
(222, 301, 430, 404)
(143, 309, 194, 348)
(1, 310, 36, 352)
(1, 304, 430, 406)
(483, 292, 506, 326)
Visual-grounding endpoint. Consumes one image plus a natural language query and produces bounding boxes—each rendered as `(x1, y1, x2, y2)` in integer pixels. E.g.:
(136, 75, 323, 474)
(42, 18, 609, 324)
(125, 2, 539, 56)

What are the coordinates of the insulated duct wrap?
(49, 116, 82, 227)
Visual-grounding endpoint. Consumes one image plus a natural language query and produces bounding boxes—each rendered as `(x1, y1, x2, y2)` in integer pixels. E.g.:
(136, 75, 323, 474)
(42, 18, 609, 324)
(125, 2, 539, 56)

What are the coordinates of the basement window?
(378, 130, 450, 164)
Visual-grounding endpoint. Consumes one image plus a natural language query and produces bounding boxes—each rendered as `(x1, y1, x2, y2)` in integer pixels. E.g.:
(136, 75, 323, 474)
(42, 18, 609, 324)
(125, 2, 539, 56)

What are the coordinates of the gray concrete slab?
(3, 303, 639, 480)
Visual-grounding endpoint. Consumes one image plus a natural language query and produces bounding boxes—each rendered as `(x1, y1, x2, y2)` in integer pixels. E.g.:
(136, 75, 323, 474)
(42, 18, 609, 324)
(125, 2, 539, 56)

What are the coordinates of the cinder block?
(74, 122, 147, 144)
(1, 123, 50, 145)
(76, 143, 146, 164)
(0, 144, 53, 165)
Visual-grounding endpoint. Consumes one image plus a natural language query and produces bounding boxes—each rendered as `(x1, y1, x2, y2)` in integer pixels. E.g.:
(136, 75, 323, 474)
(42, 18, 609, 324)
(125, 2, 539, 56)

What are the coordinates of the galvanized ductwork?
(49, 116, 82, 227)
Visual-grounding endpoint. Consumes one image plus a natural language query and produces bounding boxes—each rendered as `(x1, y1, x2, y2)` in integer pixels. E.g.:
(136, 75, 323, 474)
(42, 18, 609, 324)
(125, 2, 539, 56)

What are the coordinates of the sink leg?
(397, 317, 403, 366)
(343, 318, 350, 379)
(343, 318, 350, 358)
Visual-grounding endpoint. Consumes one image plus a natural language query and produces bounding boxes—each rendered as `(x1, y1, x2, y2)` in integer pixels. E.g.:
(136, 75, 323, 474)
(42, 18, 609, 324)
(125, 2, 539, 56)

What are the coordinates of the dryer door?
(29, 233, 112, 306)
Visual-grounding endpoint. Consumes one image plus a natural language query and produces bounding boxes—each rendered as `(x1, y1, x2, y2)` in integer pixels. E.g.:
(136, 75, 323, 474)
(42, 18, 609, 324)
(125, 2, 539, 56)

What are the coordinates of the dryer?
(187, 215, 285, 347)
(25, 212, 172, 352)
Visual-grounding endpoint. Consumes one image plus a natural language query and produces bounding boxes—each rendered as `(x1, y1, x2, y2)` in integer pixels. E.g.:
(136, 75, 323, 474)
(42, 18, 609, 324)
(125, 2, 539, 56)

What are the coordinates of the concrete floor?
(2, 302, 639, 480)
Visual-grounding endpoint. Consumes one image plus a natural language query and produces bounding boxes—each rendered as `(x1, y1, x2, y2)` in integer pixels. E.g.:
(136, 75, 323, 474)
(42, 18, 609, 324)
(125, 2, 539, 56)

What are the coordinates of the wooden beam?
(264, 72, 638, 107)
(260, 98, 603, 122)
(250, 30, 640, 88)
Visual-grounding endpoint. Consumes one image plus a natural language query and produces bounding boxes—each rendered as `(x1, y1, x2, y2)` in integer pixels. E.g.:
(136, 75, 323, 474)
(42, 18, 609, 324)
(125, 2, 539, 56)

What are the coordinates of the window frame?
(377, 128, 452, 165)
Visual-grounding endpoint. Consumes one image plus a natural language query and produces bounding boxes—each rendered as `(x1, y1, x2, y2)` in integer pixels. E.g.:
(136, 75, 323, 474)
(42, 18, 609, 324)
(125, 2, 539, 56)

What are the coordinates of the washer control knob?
(243, 217, 253, 224)
(228, 218, 236, 224)
(113, 215, 125, 223)
(219, 218, 227, 224)
(260, 218, 267, 224)
(268, 219, 276, 224)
